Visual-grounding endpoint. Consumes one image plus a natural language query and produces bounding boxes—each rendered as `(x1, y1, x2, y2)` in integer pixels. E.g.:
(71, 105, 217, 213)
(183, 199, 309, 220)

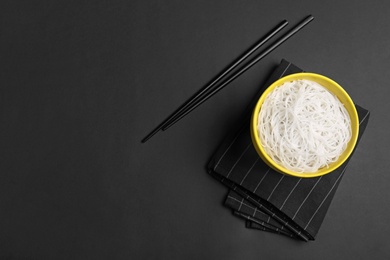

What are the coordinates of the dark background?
(1, 0, 389, 259)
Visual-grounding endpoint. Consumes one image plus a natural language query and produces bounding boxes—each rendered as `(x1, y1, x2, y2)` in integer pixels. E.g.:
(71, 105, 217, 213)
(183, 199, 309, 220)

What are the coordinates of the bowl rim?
(250, 72, 360, 178)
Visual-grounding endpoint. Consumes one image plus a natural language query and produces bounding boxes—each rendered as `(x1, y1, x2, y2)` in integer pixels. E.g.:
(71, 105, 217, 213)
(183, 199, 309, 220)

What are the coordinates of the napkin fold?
(208, 60, 370, 241)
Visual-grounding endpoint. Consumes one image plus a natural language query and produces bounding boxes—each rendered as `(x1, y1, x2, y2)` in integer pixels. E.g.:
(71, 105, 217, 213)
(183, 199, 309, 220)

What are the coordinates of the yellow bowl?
(250, 72, 359, 178)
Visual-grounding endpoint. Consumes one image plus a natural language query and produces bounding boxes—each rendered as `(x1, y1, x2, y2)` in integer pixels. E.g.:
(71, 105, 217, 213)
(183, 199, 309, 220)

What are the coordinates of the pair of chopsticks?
(142, 15, 314, 143)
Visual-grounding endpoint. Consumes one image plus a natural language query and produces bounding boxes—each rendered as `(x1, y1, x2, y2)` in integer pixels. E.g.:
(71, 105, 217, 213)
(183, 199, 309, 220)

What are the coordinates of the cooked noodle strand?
(257, 79, 351, 173)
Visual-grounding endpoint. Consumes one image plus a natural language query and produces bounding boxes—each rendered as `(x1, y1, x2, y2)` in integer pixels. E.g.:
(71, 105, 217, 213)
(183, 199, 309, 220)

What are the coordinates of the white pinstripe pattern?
(278, 62, 291, 79)
(227, 195, 268, 218)
(228, 195, 289, 234)
(267, 175, 285, 200)
(226, 141, 252, 178)
(240, 158, 259, 185)
(292, 176, 323, 220)
(253, 168, 270, 193)
(237, 197, 245, 211)
(359, 111, 369, 127)
(237, 212, 284, 233)
(241, 189, 309, 241)
(279, 178, 302, 210)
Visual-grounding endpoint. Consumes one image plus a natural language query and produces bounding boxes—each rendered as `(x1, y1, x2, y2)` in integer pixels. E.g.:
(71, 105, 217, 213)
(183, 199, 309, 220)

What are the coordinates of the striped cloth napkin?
(208, 60, 370, 241)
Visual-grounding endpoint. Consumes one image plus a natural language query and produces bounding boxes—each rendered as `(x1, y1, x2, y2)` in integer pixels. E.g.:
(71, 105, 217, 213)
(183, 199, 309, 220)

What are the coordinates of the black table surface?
(1, 1, 389, 259)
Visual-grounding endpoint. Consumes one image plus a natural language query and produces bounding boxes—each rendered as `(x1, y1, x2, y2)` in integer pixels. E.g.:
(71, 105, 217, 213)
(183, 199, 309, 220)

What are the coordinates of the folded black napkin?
(208, 60, 370, 241)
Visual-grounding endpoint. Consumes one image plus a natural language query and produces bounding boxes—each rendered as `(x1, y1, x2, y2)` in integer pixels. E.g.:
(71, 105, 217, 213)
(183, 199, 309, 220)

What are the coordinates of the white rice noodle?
(257, 79, 351, 173)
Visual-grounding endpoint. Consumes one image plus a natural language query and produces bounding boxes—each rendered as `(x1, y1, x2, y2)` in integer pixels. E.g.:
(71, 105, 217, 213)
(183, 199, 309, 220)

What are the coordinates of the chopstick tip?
(141, 129, 160, 143)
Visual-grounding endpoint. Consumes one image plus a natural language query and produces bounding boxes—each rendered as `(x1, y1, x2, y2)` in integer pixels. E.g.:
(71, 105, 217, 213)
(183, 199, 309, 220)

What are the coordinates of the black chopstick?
(141, 20, 289, 143)
(162, 15, 314, 131)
